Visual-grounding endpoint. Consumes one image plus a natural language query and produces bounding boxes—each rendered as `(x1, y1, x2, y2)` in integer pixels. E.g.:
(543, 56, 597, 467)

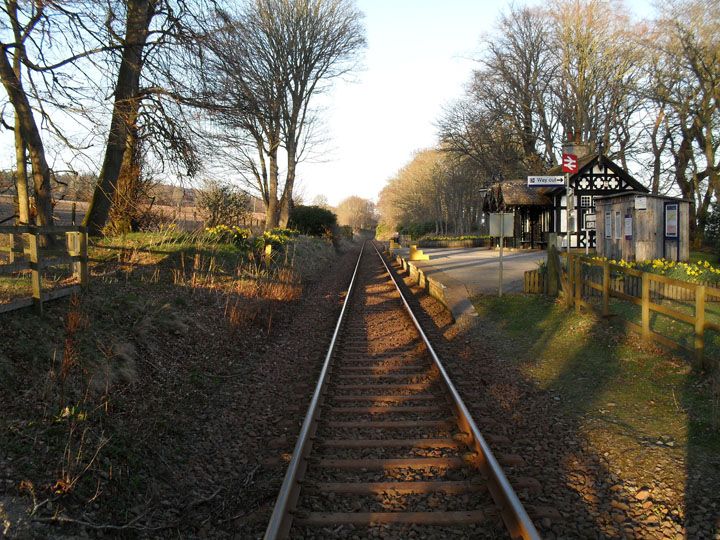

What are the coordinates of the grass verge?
(0, 231, 344, 535)
(472, 294, 720, 454)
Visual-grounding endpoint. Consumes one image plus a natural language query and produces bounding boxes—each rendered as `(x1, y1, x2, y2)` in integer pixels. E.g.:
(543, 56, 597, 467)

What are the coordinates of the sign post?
(562, 153, 578, 257)
(490, 212, 514, 297)
(565, 173, 571, 257)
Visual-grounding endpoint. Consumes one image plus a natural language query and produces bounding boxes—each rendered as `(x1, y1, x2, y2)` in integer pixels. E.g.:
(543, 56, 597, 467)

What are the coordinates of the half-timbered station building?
(484, 147, 649, 250)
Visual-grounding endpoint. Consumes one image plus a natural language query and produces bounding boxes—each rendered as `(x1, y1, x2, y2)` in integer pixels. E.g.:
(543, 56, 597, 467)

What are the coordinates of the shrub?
(398, 222, 434, 239)
(707, 202, 720, 256)
(205, 224, 252, 249)
(336, 225, 353, 240)
(420, 234, 489, 242)
(592, 256, 720, 285)
(375, 222, 394, 241)
(262, 228, 299, 248)
(197, 179, 250, 228)
(289, 205, 337, 236)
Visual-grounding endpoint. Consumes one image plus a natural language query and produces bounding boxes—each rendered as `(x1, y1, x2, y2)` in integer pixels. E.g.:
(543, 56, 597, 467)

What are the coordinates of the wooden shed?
(595, 192, 690, 262)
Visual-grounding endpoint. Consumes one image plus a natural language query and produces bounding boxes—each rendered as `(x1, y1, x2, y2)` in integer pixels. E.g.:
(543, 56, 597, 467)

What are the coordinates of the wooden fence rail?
(0, 225, 88, 314)
(524, 270, 546, 294)
(556, 253, 720, 368)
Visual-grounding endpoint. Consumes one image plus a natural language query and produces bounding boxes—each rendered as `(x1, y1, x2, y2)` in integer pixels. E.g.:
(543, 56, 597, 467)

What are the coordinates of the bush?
(289, 205, 337, 236)
(262, 228, 299, 248)
(375, 222, 395, 241)
(706, 202, 720, 256)
(398, 222, 434, 240)
(592, 256, 720, 286)
(205, 224, 252, 249)
(336, 225, 353, 240)
(197, 180, 250, 228)
(420, 234, 489, 242)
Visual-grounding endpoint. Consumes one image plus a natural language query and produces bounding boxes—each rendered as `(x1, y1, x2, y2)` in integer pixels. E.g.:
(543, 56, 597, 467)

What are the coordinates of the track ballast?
(264, 242, 540, 539)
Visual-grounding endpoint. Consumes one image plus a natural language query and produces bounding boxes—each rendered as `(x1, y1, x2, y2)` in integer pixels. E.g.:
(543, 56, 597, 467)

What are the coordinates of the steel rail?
(373, 241, 541, 540)
(264, 242, 366, 540)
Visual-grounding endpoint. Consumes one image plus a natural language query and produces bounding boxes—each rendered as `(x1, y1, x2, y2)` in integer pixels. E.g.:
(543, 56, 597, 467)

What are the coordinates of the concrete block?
(409, 244, 430, 261)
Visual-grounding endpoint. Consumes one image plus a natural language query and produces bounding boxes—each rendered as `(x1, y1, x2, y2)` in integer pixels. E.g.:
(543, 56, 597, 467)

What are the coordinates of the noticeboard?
(584, 213, 596, 230)
(665, 203, 679, 238)
(489, 213, 514, 238)
(604, 212, 612, 238)
(624, 214, 633, 239)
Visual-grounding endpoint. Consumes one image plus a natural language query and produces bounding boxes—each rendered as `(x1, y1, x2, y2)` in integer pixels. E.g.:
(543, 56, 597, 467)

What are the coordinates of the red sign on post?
(562, 153, 578, 174)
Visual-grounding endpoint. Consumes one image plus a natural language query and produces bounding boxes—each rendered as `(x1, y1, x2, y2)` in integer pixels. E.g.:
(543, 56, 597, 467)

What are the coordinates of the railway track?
(264, 242, 541, 539)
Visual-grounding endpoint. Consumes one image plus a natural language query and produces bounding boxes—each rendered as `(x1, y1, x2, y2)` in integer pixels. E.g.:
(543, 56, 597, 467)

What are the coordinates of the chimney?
(562, 132, 594, 159)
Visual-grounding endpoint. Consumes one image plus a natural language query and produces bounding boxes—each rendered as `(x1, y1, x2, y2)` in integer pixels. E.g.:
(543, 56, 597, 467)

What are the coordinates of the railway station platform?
(392, 246, 546, 321)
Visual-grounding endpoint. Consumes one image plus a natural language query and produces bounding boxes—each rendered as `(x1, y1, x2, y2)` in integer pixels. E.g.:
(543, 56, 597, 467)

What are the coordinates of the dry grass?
(0, 231, 359, 536)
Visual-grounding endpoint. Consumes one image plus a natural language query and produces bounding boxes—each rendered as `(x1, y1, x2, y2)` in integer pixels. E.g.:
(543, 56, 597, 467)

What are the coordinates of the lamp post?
(483, 185, 512, 297)
(478, 187, 489, 235)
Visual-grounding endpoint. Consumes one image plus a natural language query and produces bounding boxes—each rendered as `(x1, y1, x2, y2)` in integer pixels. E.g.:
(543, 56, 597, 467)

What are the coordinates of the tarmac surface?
(396, 246, 547, 320)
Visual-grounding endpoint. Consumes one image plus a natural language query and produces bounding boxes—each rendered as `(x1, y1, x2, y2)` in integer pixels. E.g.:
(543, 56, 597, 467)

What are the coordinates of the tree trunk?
(673, 134, 696, 243)
(0, 48, 53, 227)
(84, 0, 153, 236)
(11, 44, 30, 225)
(13, 112, 30, 224)
(278, 143, 297, 228)
(107, 115, 141, 235)
(650, 108, 666, 195)
(265, 148, 280, 229)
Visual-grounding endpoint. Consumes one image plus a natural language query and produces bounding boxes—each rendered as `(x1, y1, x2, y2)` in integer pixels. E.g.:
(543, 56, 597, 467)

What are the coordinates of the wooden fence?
(524, 270, 546, 294)
(0, 225, 89, 314)
(560, 253, 720, 368)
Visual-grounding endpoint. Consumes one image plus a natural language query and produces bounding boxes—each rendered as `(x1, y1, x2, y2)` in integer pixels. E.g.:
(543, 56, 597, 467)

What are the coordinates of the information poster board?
(624, 214, 633, 239)
(489, 213, 514, 238)
(584, 213, 596, 230)
(665, 203, 678, 238)
(604, 212, 612, 238)
(615, 212, 622, 240)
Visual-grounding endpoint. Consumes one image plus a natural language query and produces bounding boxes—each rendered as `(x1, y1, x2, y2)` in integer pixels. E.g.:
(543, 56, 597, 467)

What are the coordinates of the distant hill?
(0, 170, 265, 213)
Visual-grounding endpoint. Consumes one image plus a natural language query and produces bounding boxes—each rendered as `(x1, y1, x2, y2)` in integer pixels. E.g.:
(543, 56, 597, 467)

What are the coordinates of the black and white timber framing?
(547, 153, 649, 249)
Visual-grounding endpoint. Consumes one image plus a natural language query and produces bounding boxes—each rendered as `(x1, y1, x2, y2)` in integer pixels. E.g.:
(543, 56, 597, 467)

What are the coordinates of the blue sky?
(301, 0, 656, 206)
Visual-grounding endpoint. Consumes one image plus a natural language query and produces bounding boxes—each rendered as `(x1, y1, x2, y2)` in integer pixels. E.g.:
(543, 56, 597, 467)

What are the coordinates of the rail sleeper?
(263, 241, 540, 539)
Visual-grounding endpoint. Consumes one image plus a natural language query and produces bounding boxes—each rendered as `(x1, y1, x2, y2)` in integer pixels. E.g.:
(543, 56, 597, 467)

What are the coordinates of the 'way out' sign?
(527, 176, 565, 187)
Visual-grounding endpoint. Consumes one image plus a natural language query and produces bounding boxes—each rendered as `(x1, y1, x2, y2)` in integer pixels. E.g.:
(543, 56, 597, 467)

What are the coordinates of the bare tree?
(0, 1, 55, 227)
(438, 6, 557, 176)
(311, 194, 330, 209)
(83, 0, 162, 235)
(335, 195, 376, 230)
(377, 149, 484, 237)
(479, 6, 558, 167)
(642, 0, 720, 244)
(204, 0, 365, 229)
(548, 0, 643, 159)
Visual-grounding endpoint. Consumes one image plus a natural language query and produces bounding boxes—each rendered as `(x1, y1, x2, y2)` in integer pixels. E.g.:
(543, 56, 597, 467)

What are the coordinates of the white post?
(499, 213, 504, 297)
(566, 172, 571, 257)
